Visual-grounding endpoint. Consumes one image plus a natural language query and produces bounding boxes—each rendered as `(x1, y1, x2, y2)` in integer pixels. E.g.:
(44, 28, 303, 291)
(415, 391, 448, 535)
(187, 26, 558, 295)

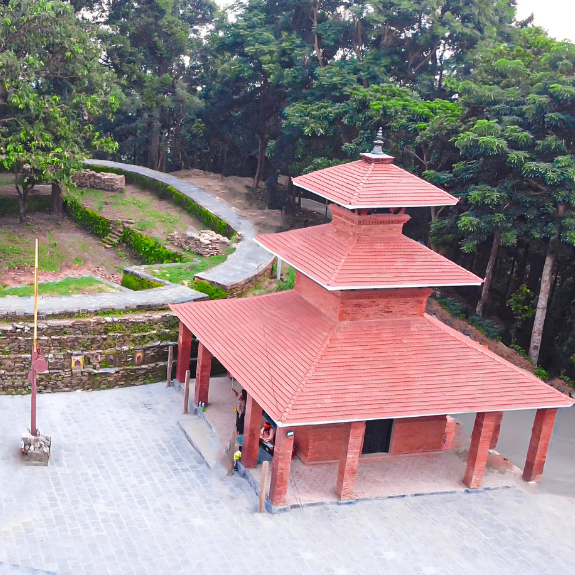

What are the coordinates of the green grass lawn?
(144, 249, 234, 285)
(0, 276, 119, 297)
(80, 188, 185, 235)
(0, 230, 67, 272)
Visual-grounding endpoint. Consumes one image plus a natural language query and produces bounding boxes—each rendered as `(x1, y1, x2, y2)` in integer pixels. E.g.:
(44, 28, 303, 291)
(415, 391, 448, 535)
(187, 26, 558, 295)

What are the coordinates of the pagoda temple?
(170, 132, 573, 507)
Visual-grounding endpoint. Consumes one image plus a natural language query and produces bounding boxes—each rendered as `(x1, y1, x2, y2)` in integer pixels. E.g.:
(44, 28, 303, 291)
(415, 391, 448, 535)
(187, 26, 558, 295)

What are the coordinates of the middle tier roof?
(255, 206, 482, 290)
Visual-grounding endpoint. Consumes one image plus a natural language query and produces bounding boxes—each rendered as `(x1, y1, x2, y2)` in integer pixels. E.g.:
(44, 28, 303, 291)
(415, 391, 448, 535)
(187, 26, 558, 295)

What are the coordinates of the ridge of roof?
(350, 159, 374, 205)
(280, 321, 338, 422)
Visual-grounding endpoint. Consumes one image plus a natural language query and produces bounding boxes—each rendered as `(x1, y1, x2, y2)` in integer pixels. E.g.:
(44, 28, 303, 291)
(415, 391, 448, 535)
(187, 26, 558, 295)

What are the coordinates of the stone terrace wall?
(0, 311, 180, 394)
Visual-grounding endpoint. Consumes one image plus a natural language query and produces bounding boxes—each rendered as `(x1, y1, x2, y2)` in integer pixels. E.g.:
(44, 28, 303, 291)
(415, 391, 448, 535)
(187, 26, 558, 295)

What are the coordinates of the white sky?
(215, 1, 575, 43)
(516, 0, 575, 42)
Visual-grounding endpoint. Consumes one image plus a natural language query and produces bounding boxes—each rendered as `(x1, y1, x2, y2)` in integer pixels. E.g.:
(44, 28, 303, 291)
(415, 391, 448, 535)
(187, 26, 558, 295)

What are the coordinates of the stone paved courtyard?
(1, 384, 575, 575)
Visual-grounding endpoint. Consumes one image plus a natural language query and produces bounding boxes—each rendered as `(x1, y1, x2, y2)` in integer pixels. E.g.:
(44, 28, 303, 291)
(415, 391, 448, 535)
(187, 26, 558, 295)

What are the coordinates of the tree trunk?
(146, 116, 161, 170)
(529, 205, 565, 364)
(17, 191, 27, 224)
(252, 134, 267, 190)
(50, 182, 64, 215)
(476, 229, 501, 317)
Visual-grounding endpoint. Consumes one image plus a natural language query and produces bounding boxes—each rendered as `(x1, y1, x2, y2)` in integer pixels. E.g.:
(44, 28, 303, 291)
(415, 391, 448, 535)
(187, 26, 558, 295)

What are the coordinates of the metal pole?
(276, 257, 282, 281)
(166, 345, 173, 387)
(31, 239, 38, 436)
(183, 369, 190, 414)
(258, 460, 269, 513)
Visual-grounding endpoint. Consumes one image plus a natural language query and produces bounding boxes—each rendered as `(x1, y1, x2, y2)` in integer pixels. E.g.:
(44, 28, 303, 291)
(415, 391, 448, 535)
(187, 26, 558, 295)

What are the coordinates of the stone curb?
(0, 284, 206, 317)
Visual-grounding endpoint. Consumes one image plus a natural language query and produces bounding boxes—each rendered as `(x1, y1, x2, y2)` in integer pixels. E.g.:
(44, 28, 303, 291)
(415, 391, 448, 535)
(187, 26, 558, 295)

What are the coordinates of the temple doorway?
(362, 419, 393, 454)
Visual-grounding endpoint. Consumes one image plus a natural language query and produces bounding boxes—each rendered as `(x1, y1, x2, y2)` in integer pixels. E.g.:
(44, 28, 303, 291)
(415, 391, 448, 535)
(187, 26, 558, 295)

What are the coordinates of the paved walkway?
(85, 160, 275, 291)
(0, 284, 204, 317)
(1, 384, 574, 575)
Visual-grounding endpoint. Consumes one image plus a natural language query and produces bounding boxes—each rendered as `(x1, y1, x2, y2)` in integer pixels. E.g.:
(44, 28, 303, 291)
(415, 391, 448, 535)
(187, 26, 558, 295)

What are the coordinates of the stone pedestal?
(21, 429, 51, 466)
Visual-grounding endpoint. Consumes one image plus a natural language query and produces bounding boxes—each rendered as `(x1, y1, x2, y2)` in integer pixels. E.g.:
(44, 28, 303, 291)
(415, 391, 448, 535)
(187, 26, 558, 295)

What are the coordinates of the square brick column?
(194, 342, 212, 407)
(335, 421, 366, 500)
(489, 411, 504, 450)
(242, 395, 262, 469)
(269, 428, 295, 507)
(463, 412, 498, 489)
(523, 408, 558, 482)
(175, 322, 192, 383)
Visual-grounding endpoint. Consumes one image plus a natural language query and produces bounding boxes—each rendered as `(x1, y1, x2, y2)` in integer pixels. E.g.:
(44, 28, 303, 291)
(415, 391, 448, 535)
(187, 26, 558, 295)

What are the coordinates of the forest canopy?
(2, 0, 575, 383)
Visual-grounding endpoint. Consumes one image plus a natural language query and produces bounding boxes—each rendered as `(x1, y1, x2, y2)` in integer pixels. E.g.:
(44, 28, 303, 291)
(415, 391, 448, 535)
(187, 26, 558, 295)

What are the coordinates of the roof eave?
(253, 239, 483, 289)
(275, 403, 574, 427)
(293, 182, 459, 209)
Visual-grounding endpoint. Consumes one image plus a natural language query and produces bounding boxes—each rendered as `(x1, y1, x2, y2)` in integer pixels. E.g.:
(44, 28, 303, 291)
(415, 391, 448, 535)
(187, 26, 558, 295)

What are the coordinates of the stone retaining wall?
(0, 312, 179, 394)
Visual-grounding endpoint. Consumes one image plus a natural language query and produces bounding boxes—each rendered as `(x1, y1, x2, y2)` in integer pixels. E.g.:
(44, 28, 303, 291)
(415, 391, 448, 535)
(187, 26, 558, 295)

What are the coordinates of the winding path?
(85, 160, 275, 291)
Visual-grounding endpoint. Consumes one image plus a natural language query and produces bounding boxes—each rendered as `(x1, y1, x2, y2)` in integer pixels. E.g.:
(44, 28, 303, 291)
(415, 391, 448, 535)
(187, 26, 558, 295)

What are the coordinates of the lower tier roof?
(170, 292, 572, 426)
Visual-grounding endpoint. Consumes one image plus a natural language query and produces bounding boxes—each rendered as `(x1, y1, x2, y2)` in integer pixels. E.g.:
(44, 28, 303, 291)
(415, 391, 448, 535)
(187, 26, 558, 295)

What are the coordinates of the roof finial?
(371, 127, 384, 155)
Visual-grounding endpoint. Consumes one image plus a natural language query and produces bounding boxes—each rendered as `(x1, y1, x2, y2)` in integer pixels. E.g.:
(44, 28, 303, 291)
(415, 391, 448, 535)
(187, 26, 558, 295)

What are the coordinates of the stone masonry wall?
(0, 311, 179, 394)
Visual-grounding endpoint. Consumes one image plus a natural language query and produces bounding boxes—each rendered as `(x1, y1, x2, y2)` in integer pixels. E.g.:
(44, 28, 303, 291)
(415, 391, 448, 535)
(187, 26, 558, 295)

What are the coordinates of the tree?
(0, 0, 119, 222)
(431, 28, 575, 363)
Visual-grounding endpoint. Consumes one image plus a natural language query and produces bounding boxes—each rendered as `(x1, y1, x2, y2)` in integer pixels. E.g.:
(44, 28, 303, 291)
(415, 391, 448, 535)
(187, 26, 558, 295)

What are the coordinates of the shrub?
(64, 196, 111, 237)
(121, 273, 164, 291)
(120, 227, 184, 264)
(194, 279, 227, 299)
(467, 315, 504, 340)
(535, 367, 548, 380)
(436, 296, 467, 317)
(277, 267, 295, 291)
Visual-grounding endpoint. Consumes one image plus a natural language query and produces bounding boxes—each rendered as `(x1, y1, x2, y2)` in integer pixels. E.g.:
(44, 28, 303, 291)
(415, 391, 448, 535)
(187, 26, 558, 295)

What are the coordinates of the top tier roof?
(292, 132, 458, 209)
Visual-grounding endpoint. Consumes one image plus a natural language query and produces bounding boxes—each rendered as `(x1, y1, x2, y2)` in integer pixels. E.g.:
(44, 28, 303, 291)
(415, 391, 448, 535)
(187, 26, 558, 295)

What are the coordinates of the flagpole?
(31, 238, 38, 436)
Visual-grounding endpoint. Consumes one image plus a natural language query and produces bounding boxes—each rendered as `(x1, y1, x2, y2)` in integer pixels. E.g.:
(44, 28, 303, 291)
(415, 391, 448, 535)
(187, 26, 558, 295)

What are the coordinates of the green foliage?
(467, 315, 504, 340)
(0, 0, 120, 221)
(436, 297, 467, 318)
(276, 267, 295, 291)
(193, 280, 227, 300)
(534, 367, 549, 380)
(120, 228, 184, 265)
(64, 196, 111, 237)
(121, 274, 164, 291)
(507, 286, 536, 324)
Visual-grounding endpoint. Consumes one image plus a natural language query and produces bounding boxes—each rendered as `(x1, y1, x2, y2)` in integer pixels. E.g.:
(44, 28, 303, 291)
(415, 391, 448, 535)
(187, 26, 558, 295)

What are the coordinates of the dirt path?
(169, 169, 326, 234)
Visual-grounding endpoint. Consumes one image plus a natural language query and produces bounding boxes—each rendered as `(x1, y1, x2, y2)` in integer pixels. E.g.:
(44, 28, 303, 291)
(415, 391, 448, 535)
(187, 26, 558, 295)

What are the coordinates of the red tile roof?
(170, 292, 572, 426)
(255, 223, 483, 289)
(293, 159, 458, 208)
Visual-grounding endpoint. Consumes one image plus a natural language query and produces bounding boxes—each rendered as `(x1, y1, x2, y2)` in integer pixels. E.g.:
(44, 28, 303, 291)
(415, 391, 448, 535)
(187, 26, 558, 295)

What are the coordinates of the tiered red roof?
(171, 135, 573, 427)
(255, 205, 482, 289)
(170, 291, 572, 426)
(293, 155, 458, 209)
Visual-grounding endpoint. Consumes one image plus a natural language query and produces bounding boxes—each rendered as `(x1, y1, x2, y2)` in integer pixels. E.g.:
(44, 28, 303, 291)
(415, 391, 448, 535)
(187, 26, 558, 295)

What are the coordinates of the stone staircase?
(101, 225, 123, 248)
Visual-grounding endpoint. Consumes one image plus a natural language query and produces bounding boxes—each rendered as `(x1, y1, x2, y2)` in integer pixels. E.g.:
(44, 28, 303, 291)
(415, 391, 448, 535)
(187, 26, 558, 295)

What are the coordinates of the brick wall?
(0, 311, 178, 394)
(295, 271, 432, 321)
(294, 423, 347, 463)
(390, 416, 448, 454)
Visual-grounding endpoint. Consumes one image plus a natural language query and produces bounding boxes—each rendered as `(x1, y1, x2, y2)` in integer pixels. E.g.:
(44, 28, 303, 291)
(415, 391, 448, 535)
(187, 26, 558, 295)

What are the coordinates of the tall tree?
(0, 0, 119, 223)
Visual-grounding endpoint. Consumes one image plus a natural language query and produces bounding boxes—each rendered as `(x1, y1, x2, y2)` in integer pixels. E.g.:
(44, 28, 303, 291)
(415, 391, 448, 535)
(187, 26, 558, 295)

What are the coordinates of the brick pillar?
(242, 395, 262, 468)
(335, 421, 366, 500)
(523, 408, 558, 482)
(194, 342, 212, 407)
(269, 428, 295, 507)
(463, 412, 498, 489)
(175, 322, 192, 383)
(489, 411, 504, 450)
